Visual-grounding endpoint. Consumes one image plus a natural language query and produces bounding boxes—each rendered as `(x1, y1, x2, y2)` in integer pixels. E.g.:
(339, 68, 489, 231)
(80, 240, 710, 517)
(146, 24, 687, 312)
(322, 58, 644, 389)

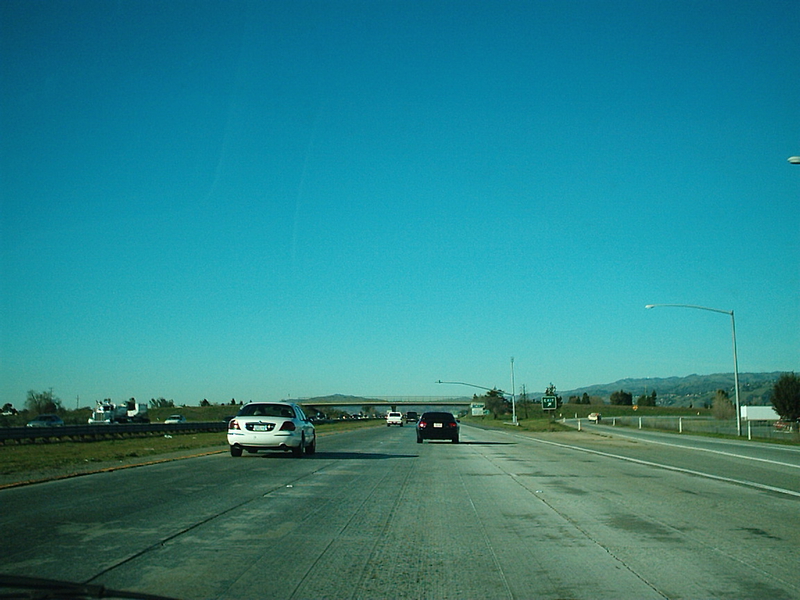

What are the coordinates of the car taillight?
(418, 421, 427, 428)
(228, 419, 240, 430)
(447, 422, 456, 428)
(280, 421, 296, 431)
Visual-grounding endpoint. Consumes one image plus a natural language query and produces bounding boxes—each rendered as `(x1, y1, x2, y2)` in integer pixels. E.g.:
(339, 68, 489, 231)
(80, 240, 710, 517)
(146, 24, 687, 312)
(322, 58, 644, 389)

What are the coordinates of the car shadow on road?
(458, 441, 515, 445)
(249, 451, 419, 460)
(313, 451, 419, 459)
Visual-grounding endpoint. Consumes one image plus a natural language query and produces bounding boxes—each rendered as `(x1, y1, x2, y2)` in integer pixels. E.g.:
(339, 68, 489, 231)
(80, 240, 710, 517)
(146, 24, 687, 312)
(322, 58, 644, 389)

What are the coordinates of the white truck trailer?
(89, 399, 150, 424)
(739, 406, 779, 421)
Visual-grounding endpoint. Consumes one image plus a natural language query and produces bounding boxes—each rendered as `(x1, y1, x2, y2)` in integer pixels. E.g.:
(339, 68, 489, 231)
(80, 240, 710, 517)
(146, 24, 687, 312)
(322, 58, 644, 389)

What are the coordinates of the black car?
(26, 414, 65, 427)
(416, 412, 459, 443)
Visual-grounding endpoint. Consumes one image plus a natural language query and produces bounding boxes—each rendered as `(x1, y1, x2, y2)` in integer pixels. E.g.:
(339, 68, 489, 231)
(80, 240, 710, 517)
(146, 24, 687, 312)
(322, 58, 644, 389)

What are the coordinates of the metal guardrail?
(0, 422, 227, 444)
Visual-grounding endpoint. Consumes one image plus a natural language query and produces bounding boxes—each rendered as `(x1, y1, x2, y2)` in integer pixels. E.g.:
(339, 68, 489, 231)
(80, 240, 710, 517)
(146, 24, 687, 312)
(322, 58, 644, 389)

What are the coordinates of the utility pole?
(510, 357, 517, 425)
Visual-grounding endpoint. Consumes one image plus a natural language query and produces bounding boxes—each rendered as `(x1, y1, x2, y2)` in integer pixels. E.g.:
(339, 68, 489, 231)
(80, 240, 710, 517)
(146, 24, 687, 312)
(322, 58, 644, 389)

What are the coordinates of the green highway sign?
(541, 395, 557, 410)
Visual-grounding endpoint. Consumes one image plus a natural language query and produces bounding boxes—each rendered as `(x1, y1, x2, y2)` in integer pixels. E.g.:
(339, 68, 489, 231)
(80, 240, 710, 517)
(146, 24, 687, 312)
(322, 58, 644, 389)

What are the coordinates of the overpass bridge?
(297, 396, 473, 410)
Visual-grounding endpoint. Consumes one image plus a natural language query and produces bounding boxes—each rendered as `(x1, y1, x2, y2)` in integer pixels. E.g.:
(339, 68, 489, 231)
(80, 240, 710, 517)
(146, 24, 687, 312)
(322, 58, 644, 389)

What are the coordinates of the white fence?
(590, 416, 797, 441)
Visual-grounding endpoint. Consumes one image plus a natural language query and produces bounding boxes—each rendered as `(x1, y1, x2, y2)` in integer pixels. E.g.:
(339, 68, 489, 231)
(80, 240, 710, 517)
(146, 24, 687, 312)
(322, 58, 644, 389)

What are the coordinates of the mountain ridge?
(560, 371, 787, 407)
(297, 372, 793, 408)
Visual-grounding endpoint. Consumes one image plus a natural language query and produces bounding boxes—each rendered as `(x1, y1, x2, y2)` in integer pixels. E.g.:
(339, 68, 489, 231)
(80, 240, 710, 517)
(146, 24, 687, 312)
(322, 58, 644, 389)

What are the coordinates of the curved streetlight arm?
(436, 380, 509, 397)
(645, 303, 732, 316)
(645, 303, 741, 436)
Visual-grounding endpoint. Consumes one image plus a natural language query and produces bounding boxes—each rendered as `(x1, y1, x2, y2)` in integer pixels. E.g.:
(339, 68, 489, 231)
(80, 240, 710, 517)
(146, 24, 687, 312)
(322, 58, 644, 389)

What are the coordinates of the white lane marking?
(504, 432, 800, 499)
(588, 429, 800, 470)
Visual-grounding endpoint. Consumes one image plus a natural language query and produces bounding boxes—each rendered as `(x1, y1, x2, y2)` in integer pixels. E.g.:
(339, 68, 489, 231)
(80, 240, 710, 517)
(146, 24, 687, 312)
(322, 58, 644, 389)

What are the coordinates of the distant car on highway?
(227, 401, 316, 457)
(26, 414, 64, 427)
(588, 412, 602, 423)
(416, 412, 459, 443)
(164, 415, 187, 424)
(405, 411, 418, 423)
(774, 418, 797, 432)
(386, 411, 404, 426)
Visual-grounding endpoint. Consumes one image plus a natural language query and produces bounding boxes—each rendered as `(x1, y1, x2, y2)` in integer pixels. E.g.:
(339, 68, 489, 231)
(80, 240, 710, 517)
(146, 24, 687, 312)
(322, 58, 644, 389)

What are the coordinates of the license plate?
(433, 423, 443, 428)
(253, 425, 270, 431)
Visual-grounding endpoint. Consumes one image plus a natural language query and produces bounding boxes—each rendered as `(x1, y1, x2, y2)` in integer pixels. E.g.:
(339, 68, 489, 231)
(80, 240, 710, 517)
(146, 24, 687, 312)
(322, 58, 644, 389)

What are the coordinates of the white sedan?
(227, 401, 316, 457)
(385, 411, 404, 426)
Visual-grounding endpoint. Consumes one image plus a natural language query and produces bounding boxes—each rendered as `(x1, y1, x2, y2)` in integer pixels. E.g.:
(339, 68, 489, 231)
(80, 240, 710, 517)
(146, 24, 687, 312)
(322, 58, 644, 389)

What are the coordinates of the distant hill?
(560, 372, 787, 408)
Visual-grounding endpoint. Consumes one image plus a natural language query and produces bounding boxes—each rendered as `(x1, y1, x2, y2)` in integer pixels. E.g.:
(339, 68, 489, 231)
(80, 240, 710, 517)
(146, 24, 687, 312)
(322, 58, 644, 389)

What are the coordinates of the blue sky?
(1, 0, 798, 408)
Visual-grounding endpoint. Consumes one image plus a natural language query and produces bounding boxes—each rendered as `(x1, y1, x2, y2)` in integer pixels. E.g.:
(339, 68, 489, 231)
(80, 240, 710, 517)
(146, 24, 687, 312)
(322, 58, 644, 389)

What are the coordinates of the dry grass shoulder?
(0, 432, 227, 488)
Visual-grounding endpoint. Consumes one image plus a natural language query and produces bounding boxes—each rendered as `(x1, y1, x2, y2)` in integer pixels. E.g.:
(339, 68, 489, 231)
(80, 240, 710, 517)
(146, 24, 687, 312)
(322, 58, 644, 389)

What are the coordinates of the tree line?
(468, 373, 800, 423)
(6, 373, 800, 425)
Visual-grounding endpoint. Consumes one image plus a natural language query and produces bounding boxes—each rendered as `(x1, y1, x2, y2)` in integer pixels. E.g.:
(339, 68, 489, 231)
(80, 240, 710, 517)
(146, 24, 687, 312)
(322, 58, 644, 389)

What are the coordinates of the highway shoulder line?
(475, 425, 800, 499)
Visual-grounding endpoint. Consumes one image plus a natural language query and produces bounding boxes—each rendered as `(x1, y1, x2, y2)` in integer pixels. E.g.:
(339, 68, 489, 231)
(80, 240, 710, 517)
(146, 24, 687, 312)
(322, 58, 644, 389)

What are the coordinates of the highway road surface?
(2, 423, 799, 599)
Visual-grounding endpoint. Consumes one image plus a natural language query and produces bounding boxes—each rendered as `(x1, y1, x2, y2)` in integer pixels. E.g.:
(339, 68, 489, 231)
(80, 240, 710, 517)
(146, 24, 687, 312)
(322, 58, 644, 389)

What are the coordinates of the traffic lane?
(461, 425, 800, 599)
(0, 427, 400, 583)
(4, 424, 798, 599)
(559, 423, 800, 495)
(81, 426, 796, 599)
(95, 423, 667, 600)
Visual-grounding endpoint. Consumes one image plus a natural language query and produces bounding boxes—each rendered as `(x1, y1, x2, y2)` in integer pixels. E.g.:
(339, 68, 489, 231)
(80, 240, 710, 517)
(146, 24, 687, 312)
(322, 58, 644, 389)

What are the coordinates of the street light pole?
(510, 357, 517, 425)
(645, 304, 741, 436)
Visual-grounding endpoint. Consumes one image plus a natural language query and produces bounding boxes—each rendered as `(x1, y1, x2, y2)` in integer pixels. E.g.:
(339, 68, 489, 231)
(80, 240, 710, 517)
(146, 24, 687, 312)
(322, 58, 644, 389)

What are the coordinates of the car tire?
(230, 445, 243, 457)
(452, 436, 459, 443)
(416, 436, 423, 443)
(305, 437, 316, 455)
(292, 435, 305, 457)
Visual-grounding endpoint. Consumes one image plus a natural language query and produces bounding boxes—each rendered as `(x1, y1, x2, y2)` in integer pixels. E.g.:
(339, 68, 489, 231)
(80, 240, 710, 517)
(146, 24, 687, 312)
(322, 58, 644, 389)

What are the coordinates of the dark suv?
(416, 412, 459, 443)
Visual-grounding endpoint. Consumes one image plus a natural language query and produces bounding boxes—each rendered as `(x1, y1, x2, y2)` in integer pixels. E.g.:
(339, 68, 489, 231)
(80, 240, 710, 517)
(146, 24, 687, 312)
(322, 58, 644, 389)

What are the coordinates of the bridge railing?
(299, 396, 471, 407)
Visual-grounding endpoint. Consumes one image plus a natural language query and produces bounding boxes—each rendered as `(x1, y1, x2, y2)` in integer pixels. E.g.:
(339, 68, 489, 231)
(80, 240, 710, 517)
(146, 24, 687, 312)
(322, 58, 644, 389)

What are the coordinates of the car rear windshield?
(238, 404, 295, 418)
(421, 412, 455, 422)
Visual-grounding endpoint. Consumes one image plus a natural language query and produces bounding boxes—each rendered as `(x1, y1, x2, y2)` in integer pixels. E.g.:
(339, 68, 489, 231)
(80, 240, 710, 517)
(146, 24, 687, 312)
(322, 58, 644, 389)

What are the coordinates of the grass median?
(460, 414, 573, 432)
